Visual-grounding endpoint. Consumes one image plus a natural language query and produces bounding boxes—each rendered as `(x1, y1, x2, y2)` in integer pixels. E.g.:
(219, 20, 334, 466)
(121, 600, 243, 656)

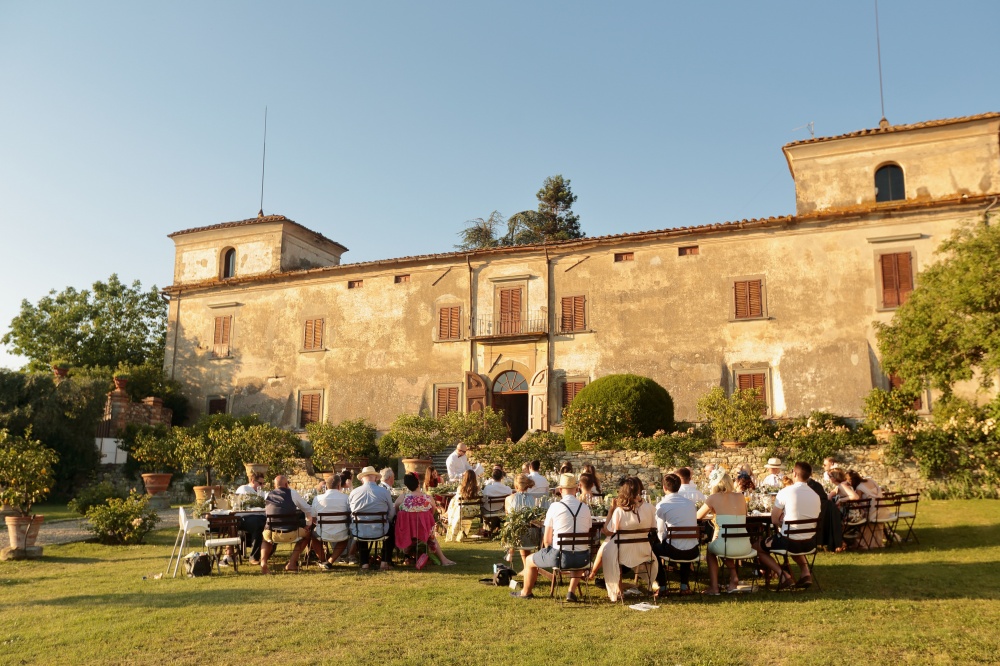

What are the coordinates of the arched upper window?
(493, 371, 528, 393)
(875, 164, 905, 202)
(221, 248, 236, 279)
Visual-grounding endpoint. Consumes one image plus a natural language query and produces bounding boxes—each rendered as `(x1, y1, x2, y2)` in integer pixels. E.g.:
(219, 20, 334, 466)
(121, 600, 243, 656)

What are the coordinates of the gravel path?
(0, 510, 180, 549)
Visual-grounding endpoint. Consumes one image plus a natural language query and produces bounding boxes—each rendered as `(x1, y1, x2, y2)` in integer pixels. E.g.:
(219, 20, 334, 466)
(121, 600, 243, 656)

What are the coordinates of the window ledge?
(874, 306, 900, 313)
(728, 316, 771, 323)
(434, 337, 466, 344)
(556, 329, 594, 336)
(209, 355, 235, 361)
(299, 348, 328, 354)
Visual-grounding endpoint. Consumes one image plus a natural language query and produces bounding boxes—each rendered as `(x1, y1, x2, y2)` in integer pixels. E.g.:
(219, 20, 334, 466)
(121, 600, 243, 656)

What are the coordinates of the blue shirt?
(348, 481, 395, 539)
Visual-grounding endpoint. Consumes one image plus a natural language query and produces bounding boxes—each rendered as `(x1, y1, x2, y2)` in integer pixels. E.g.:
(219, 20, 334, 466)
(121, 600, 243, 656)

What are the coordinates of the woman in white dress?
(587, 477, 658, 602)
(445, 470, 481, 542)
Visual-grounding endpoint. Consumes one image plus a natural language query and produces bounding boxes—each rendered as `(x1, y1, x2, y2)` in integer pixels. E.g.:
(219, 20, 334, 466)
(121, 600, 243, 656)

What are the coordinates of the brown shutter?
(300, 393, 321, 427)
(438, 308, 450, 340)
(737, 373, 767, 414)
(314, 319, 324, 348)
(574, 296, 586, 331)
(303, 319, 313, 349)
(500, 288, 522, 334)
(562, 381, 585, 407)
(748, 280, 763, 318)
(436, 387, 459, 416)
(889, 373, 922, 411)
(881, 254, 900, 308)
(450, 307, 460, 340)
(734, 282, 749, 319)
(213, 316, 232, 357)
(896, 252, 913, 305)
(561, 296, 573, 332)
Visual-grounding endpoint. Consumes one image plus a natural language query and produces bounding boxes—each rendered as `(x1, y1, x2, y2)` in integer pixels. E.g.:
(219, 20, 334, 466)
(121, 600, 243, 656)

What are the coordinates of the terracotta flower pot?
(193, 485, 225, 504)
(5, 515, 44, 550)
(721, 440, 747, 449)
(244, 463, 269, 479)
(402, 458, 433, 477)
(141, 473, 172, 496)
(580, 441, 596, 451)
(113, 377, 128, 391)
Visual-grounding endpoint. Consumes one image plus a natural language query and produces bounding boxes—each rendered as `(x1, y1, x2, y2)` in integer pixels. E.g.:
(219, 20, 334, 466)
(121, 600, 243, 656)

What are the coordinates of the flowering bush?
(761, 412, 875, 469)
(697, 386, 768, 444)
(84, 491, 160, 545)
(595, 425, 714, 468)
(308, 418, 378, 471)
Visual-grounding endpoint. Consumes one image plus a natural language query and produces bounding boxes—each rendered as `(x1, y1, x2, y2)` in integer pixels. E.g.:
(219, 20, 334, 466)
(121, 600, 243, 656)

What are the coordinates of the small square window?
(435, 386, 460, 416)
(394, 274, 410, 284)
(348, 280, 363, 289)
(614, 252, 634, 262)
(299, 391, 323, 428)
(207, 397, 228, 415)
(678, 246, 699, 256)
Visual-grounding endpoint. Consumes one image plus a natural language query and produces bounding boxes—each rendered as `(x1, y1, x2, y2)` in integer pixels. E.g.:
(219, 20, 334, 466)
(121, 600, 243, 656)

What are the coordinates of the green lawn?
(3, 500, 999, 666)
(29, 502, 82, 523)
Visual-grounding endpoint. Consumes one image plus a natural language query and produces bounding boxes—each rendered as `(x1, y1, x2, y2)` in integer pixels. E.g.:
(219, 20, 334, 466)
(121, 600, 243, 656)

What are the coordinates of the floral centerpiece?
(499, 506, 547, 550)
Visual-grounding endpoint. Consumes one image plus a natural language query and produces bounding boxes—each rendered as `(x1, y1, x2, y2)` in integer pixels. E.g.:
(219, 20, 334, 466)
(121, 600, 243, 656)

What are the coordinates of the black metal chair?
(893, 493, 920, 545)
(657, 526, 702, 594)
(205, 514, 243, 573)
(767, 518, 822, 591)
(611, 527, 657, 600)
(314, 511, 351, 563)
(263, 512, 308, 569)
(838, 498, 870, 551)
(481, 495, 508, 537)
(547, 532, 594, 603)
(351, 510, 389, 569)
(715, 521, 760, 592)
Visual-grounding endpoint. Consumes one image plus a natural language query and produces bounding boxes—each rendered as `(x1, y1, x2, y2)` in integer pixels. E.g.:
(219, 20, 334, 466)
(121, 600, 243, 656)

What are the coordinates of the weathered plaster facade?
(163, 113, 1000, 435)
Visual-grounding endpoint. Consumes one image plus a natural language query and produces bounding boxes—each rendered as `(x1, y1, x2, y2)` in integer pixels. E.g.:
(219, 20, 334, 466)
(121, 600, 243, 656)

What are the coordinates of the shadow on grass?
(908, 523, 1000, 551)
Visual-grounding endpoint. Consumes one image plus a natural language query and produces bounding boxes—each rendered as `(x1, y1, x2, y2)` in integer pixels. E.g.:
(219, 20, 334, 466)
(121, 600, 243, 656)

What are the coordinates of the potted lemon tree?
(129, 426, 179, 498)
(378, 413, 444, 477)
(307, 418, 377, 474)
(0, 428, 59, 559)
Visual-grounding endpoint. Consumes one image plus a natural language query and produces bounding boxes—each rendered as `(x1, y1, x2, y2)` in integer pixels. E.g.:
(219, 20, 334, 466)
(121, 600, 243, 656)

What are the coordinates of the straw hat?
(765, 457, 783, 470)
(357, 466, 380, 480)
(556, 473, 578, 490)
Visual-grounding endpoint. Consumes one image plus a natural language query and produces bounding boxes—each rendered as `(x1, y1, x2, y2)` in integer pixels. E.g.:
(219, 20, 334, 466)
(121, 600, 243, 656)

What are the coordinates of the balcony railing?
(472, 311, 548, 338)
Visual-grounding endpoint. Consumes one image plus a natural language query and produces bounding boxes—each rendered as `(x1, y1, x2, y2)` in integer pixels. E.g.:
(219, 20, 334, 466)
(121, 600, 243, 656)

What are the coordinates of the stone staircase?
(430, 448, 451, 474)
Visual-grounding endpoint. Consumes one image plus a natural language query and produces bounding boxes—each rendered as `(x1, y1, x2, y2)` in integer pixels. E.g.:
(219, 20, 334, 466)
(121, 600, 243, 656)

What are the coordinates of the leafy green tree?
(875, 217, 1000, 396)
(512, 175, 584, 244)
(456, 211, 505, 251)
(2, 274, 166, 372)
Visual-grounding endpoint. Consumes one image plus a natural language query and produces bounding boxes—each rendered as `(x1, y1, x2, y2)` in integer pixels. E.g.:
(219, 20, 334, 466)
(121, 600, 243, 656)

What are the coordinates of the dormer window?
(875, 164, 905, 202)
(221, 248, 236, 279)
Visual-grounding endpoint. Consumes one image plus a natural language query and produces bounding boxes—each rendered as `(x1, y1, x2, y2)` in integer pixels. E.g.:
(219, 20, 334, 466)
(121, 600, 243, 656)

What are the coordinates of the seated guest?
(559, 461, 574, 474)
(505, 474, 538, 569)
(735, 471, 756, 494)
(581, 464, 603, 495)
(757, 462, 821, 589)
(651, 473, 700, 596)
(761, 458, 784, 487)
(423, 466, 442, 492)
(577, 472, 599, 504)
(822, 457, 839, 485)
(512, 474, 593, 601)
(803, 466, 841, 552)
(827, 468, 852, 503)
(380, 468, 395, 492)
(700, 463, 716, 494)
(348, 466, 396, 571)
(588, 477, 658, 602)
(310, 473, 352, 570)
(236, 473, 266, 496)
(526, 460, 550, 499)
(697, 472, 750, 595)
(446, 442, 483, 481)
(340, 469, 354, 492)
(482, 467, 513, 534)
(675, 467, 706, 503)
(446, 470, 481, 542)
(394, 472, 455, 566)
(260, 475, 313, 575)
(842, 470, 888, 550)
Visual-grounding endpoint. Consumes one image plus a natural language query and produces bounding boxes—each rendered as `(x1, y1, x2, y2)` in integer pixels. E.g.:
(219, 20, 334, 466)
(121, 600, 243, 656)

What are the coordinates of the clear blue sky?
(2, 1, 998, 369)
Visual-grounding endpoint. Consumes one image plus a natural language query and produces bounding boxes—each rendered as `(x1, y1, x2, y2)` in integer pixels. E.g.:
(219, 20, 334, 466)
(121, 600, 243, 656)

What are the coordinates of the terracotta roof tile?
(784, 111, 1000, 148)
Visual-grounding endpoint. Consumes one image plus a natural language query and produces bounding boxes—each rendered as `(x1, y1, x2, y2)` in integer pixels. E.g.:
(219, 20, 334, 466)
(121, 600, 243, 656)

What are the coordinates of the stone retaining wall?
(553, 444, 926, 493)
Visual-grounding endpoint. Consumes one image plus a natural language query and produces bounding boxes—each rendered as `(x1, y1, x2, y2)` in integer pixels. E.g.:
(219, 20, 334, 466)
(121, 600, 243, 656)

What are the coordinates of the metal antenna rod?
(875, 0, 886, 120)
(259, 106, 268, 216)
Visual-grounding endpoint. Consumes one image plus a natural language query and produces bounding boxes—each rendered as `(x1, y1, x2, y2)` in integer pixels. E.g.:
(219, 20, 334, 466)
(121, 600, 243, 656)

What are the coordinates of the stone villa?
(162, 112, 1000, 438)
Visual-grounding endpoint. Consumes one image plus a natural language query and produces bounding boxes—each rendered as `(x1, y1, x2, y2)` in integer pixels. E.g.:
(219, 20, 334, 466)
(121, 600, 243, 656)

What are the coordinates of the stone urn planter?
(402, 458, 433, 477)
(5, 515, 43, 550)
(141, 473, 172, 496)
(579, 441, 596, 451)
(244, 463, 269, 479)
(872, 429, 894, 444)
(721, 440, 747, 449)
(193, 485, 226, 504)
(113, 376, 128, 391)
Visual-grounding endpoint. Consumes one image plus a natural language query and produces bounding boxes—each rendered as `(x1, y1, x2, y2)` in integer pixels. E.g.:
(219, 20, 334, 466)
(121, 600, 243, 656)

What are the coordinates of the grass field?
(3, 500, 999, 666)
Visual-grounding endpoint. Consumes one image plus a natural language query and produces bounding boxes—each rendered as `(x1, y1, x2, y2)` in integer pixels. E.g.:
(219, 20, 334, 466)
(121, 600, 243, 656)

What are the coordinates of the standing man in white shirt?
(652, 473, 701, 595)
(446, 443, 484, 481)
(674, 467, 706, 503)
(512, 473, 592, 601)
(757, 461, 821, 590)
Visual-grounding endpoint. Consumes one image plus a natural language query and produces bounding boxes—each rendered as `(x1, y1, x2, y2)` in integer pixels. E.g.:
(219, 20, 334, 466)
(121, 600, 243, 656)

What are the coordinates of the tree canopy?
(2, 274, 166, 372)
(876, 216, 1000, 396)
(456, 174, 584, 250)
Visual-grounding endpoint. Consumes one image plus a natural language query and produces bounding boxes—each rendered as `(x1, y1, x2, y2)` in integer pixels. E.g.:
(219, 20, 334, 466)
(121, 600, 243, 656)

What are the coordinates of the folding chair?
(838, 498, 870, 551)
(657, 526, 702, 594)
(893, 493, 920, 545)
(456, 497, 483, 539)
(612, 527, 657, 601)
(547, 531, 593, 603)
(264, 512, 308, 569)
(351, 510, 389, 569)
(767, 518, 822, 592)
(481, 495, 508, 538)
(871, 496, 901, 547)
(205, 514, 243, 573)
(716, 522, 759, 592)
(168, 507, 209, 578)
(315, 511, 351, 564)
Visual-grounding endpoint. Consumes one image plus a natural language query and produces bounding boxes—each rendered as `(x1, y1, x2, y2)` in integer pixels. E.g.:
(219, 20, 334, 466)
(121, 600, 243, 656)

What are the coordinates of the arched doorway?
(492, 370, 529, 442)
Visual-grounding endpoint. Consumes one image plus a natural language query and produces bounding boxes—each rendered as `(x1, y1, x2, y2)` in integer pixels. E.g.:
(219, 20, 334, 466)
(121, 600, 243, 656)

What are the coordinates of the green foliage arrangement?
(696, 386, 767, 444)
(863, 388, 920, 432)
(438, 407, 508, 449)
(67, 480, 128, 516)
(473, 430, 565, 473)
(595, 426, 714, 468)
(563, 374, 675, 448)
(0, 428, 59, 516)
(84, 490, 160, 545)
(760, 412, 875, 469)
(173, 413, 265, 486)
(307, 418, 378, 471)
(498, 506, 546, 550)
(129, 425, 181, 473)
(378, 413, 444, 460)
(875, 218, 1000, 397)
(232, 422, 300, 477)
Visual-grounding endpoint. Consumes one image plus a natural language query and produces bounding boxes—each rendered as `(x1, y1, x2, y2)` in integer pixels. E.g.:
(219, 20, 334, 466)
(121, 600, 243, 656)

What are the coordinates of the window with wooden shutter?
(212, 316, 232, 358)
(562, 381, 586, 408)
(614, 252, 634, 262)
(348, 279, 363, 289)
(678, 246, 699, 256)
(889, 373, 923, 411)
(560, 295, 587, 332)
(736, 372, 768, 414)
(299, 392, 322, 428)
(438, 306, 461, 340)
(499, 287, 522, 334)
(435, 386, 459, 416)
(302, 318, 324, 350)
(207, 397, 228, 415)
(733, 279, 764, 319)
(879, 252, 914, 308)
(394, 274, 410, 284)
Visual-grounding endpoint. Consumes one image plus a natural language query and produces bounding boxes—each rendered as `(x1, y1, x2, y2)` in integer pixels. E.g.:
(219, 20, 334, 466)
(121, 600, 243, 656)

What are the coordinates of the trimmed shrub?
(84, 491, 160, 545)
(563, 374, 674, 448)
(67, 480, 128, 516)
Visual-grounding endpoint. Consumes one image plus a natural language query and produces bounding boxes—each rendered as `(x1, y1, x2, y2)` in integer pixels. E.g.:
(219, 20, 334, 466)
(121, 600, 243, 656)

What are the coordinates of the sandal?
(795, 575, 813, 589)
(776, 575, 795, 592)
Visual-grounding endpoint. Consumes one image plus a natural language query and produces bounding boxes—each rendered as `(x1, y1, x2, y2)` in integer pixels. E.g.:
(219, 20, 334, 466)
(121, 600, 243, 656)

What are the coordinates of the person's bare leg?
(286, 539, 308, 571)
(705, 554, 720, 594)
(792, 554, 810, 579)
(758, 551, 793, 587)
(726, 560, 740, 591)
(430, 538, 455, 565)
(517, 555, 539, 597)
(260, 541, 274, 574)
(327, 541, 348, 563)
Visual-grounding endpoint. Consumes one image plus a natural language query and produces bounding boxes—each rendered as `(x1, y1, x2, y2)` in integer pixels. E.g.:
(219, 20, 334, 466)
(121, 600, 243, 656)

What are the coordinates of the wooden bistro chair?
(612, 527, 657, 601)
(481, 495, 508, 538)
(168, 507, 209, 578)
(838, 498, 870, 551)
(264, 512, 308, 570)
(205, 514, 243, 574)
(456, 497, 483, 539)
(893, 493, 920, 545)
(351, 510, 390, 569)
(767, 518, 822, 592)
(548, 531, 594, 603)
(658, 526, 703, 594)
(716, 522, 760, 593)
(315, 511, 351, 563)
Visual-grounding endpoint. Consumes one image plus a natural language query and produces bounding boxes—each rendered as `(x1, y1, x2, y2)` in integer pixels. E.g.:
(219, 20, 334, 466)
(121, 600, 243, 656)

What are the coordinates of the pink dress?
(395, 491, 438, 550)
